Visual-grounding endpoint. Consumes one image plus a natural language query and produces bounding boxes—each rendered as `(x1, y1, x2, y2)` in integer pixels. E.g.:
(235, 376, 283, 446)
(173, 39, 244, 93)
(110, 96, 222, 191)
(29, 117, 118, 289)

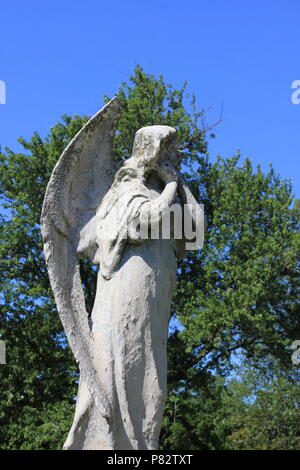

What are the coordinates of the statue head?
(131, 125, 180, 169)
(112, 125, 180, 188)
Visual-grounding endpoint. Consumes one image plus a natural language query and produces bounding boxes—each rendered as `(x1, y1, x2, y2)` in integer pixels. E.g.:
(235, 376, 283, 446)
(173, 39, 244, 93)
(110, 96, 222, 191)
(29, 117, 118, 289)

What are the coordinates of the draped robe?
(63, 176, 180, 450)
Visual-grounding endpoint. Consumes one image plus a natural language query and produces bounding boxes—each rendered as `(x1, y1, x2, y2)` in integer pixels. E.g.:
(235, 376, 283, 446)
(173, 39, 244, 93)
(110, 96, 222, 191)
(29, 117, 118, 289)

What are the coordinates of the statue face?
(159, 137, 181, 170)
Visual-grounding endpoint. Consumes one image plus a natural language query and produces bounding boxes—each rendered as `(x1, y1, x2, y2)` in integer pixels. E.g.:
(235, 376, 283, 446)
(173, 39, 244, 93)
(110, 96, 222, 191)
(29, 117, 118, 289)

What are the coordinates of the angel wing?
(41, 97, 123, 419)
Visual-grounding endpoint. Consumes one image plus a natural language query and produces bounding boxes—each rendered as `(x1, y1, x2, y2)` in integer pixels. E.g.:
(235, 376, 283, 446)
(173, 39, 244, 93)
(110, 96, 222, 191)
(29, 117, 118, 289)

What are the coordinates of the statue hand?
(158, 162, 178, 184)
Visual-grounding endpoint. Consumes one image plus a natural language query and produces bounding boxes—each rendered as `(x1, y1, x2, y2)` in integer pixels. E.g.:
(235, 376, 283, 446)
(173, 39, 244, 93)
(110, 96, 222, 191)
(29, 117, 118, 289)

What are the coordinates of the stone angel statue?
(41, 97, 205, 450)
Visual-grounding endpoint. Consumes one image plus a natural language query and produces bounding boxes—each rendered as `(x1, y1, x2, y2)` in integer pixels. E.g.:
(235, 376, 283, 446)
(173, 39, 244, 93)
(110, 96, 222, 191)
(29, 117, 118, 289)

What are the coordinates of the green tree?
(0, 65, 299, 449)
(176, 154, 300, 370)
(224, 355, 300, 450)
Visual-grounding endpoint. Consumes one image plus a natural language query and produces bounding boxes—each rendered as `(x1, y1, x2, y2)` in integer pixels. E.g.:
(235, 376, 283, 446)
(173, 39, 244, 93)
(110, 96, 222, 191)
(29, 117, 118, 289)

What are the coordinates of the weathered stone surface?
(41, 99, 203, 450)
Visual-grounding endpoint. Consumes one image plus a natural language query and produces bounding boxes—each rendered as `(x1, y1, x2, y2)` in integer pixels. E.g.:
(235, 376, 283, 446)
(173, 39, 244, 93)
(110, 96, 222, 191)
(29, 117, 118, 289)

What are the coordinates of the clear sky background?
(0, 0, 299, 197)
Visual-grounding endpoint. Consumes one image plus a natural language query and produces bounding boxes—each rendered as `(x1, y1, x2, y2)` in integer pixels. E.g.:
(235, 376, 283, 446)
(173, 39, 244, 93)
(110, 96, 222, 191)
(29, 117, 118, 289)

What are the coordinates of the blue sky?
(0, 0, 299, 197)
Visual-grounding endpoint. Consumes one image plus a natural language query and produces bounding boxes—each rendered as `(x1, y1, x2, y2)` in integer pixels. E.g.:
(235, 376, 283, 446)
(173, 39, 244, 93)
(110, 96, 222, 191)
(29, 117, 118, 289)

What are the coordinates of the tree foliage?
(0, 65, 299, 449)
(225, 355, 300, 450)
